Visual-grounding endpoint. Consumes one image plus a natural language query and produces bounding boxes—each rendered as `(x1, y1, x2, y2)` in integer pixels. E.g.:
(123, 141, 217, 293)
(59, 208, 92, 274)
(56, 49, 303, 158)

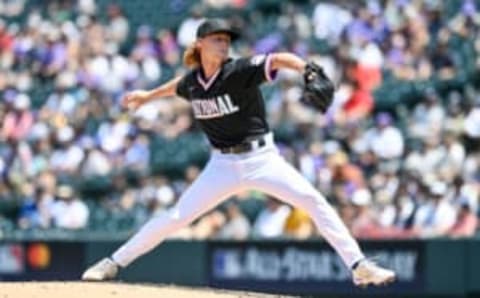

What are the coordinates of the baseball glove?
(302, 62, 335, 113)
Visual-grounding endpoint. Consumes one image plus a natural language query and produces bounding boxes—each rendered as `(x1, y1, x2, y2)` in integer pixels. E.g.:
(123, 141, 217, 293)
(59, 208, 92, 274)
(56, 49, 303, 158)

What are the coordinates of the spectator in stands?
(106, 4, 129, 44)
(439, 131, 466, 180)
(252, 198, 291, 238)
(431, 41, 456, 79)
(338, 202, 356, 233)
(80, 139, 112, 176)
(342, 80, 375, 121)
(312, 2, 351, 45)
(463, 151, 480, 182)
(413, 181, 457, 238)
(176, 7, 204, 48)
(17, 183, 53, 229)
(283, 208, 314, 239)
(463, 99, 480, 153)
(156, 29, 181, 67)
(0, 18, 14, 52)
(152, 176, 176, 209)
(389, 182, 416, 230)
(448, 198, 478, 238)
(217, 201, 251, 240)
(50, 185, 89, 229)
(409, 89, 446, 139)
(443, 92, 466, 135)
(350, 188, 380, 238)
(405, 135, 445, 177)
(1, 93, 33, 142)
(327, 150, 366, 204)
(49, 126, 84, 175)
(191, 209, 226, 240)
(131, 25, 161, 86)
(297, 141, 325, 186)
(181, 165, 201, 191)
(44, 81, 79, 117)
(362, 112, 404, 162)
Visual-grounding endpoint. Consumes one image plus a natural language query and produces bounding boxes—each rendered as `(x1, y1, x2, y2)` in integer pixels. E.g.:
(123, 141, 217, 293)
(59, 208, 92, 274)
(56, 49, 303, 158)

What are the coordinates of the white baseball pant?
(112, 133, 365, 268)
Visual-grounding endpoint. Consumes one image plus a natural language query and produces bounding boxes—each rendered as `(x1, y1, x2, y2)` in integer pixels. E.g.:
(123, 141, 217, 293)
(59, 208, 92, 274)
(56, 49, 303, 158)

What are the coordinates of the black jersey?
(176, 54, 277, 148)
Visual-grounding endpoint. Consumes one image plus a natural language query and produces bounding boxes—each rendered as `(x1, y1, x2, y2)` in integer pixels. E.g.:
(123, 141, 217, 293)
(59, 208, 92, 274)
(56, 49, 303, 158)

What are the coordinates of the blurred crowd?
(0, 0, 479, 240)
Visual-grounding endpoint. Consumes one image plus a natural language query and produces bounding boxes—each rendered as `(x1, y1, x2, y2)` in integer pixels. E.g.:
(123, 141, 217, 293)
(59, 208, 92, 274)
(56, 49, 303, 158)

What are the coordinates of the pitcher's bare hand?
(122, 90, 151, 110)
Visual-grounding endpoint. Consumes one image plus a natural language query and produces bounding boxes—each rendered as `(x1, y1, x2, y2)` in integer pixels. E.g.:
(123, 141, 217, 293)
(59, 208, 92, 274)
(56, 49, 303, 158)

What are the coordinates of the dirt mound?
(0, 282, 296, 298)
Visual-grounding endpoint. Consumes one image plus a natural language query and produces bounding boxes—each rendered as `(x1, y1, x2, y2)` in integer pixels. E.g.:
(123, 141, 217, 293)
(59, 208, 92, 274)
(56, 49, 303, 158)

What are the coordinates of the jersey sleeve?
(231, 54, 278, 88)
(175, 75, 189, 99)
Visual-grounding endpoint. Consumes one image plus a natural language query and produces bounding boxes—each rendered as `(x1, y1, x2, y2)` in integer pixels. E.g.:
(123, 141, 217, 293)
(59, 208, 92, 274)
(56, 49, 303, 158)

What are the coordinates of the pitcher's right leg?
(82, 158, 240, 281)
(246, 152, 395, 286)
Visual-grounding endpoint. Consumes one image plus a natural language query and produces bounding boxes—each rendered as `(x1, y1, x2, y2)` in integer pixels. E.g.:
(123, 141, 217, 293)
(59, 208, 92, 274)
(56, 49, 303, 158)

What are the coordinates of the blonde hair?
(183, 42, 201, 68)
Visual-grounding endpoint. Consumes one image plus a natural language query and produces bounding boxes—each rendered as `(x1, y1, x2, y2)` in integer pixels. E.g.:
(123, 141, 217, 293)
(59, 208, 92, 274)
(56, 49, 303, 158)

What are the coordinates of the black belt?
(218, 135, 267, 154)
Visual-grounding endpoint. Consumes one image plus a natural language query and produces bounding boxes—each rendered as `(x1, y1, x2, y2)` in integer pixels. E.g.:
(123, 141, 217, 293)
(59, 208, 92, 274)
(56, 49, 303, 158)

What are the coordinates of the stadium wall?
(0, 239, 479, 297)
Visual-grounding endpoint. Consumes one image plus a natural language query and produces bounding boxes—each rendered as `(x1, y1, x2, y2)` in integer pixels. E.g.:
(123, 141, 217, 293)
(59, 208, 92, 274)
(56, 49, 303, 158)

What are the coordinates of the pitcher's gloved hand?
(302, 62, 335, 113)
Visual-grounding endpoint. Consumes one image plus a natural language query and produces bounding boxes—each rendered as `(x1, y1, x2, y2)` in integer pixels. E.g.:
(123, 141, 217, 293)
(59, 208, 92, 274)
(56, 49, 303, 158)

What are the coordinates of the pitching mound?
(1, 282, 296, 298)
